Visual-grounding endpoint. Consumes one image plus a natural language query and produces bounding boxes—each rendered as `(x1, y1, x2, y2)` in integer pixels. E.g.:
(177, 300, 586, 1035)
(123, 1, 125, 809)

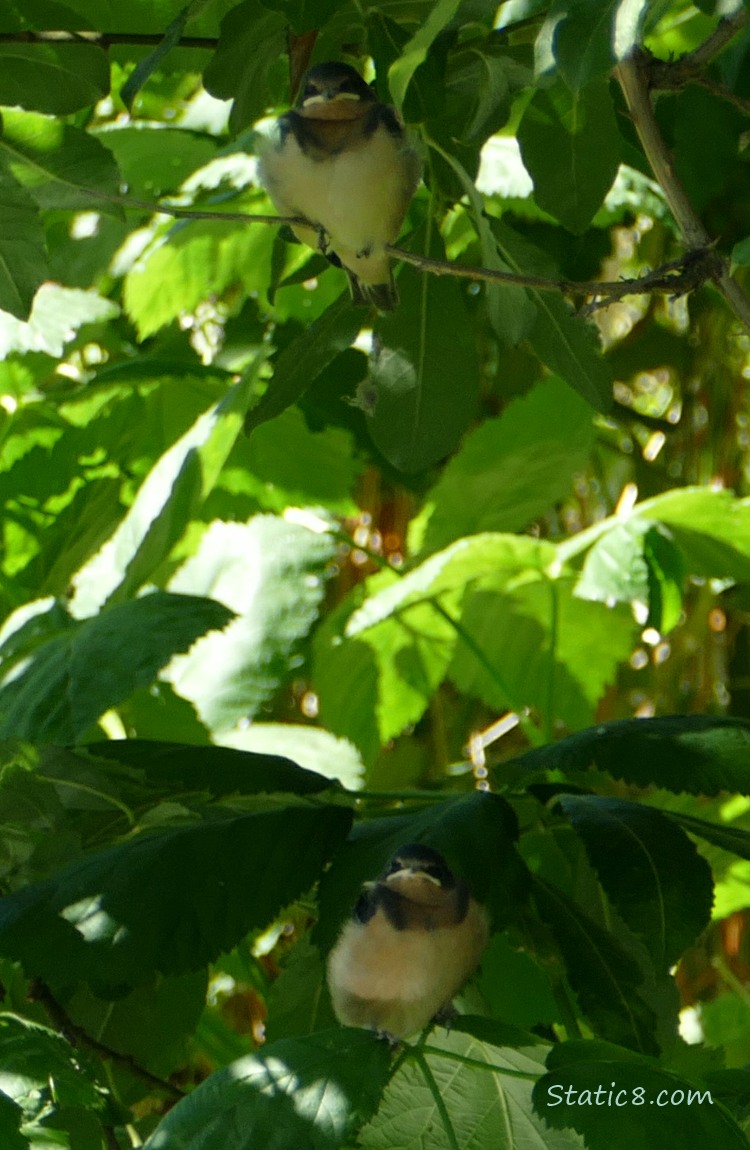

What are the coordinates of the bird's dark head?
(383, 844, 457, 890)
(296, 62, 376, 121)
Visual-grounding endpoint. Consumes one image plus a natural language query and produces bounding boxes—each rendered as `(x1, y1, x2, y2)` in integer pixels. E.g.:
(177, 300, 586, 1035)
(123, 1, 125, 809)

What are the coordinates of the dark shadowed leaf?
(142, 1029, 390, 1150)
(0, 164, 48, 319)
(535, 1045, 747, 1149)
(532, 876, 658, 1053)
(558, 795, 714, 968)
(367, 239, 480, 473)
(0, 800, 352, 992)
(0, 42, 109, 113)
(518, 79, 621, 234)
(513, 715, 750, 794)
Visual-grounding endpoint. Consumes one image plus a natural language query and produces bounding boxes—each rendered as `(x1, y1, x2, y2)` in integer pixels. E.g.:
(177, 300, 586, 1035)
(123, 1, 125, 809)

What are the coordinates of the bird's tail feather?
(346, 270, 399, 312)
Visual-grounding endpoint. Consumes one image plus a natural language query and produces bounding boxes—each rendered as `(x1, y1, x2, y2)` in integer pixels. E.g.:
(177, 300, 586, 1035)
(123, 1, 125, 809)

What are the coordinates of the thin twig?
(79, 183, 722, 306)
(616, 53, 750, 332)
(648, 9, 749, 89)
(0, 31, 217, 48)
(29, 979, 185, 1100)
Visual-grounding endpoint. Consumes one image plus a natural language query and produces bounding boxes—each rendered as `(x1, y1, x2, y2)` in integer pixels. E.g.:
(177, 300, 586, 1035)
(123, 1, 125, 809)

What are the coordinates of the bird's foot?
(373, 1028, 401, 1049)
(433, 1003, 458, 1032)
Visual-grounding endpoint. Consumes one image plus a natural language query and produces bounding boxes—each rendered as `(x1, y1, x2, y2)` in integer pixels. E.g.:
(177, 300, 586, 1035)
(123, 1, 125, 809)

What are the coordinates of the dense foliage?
(2, 0, 750, 1147)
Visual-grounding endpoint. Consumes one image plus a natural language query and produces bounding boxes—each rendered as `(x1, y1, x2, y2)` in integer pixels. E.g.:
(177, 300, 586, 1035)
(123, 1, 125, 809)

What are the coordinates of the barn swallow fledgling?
(257, 62, 421, 311)
(326, 843, 490, 1041)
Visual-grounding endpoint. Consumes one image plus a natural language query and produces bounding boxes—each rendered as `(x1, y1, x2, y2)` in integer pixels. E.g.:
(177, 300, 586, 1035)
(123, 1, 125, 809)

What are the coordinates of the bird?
(326, 843, 490, 1041)
(256, 61, 421, 311)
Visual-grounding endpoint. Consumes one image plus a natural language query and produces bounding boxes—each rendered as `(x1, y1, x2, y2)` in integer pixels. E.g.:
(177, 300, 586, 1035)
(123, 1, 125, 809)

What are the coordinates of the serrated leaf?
(217, 724, 364, 790)
(143, 1029, 390, 1150)
(0, 42, 109, 113)
(361, 1028, 581, 1150)
(0, 802, 351, 992)
(0, 591, 233, 743)
(533, 876, 658, 1053)
(535, 1049, 747, 1149)
(80, 738, 334, 798)
(0, 1013, 105, 1113)
(164, 516, 335, 732)
(450, 573, 635, 732)
(420, 375, 595, 553)
(558, 796, 714, 968)
(514, 714, 750, 795)
(0, 110, 122, 217)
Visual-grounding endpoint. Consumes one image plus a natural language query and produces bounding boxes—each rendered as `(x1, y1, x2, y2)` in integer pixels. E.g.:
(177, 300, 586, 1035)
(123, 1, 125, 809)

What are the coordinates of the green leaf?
(451, 573, 635, 732)
(123, 215, 277, 339)
(0, 801, 351, 992)
(532, 876, 658, 1053)
(538, 0, 648, 89)
(0, 1013, 106, 1114)
(0, 109, 122, 216)
(244, 297, 363, 434)
(361, 1028, 575, 1150)
(70, 368, 260, 616)
(0, 42, 109, 113)
(314, 579, 457, 762)
(426, 143, 536, 346)
(120, 1, 197, 108)
(0, 165, 47, 319)
(164, 516, 335, 732)
(491, 219, 613, 410)
(0, 1090, 24, 1150)
(535, 1048, 748, 1149)
(518, 78, 621, 234)
(513, 714, 750, 795)
(0, 283, 119, 357)
(387, 0, 462, 109)
(366, 235, 480, 473)
(203, 0, 287, 134)
(81, 738, 335, 798)
(638, 488, 750, 582)
(667, 810, 750, 862)
(419, 375, 595, 553)
(66, 970, 208, 1078)
(143, 1029, 390, 1150)
(558, 796, 714, 968)
(0, 591, 233, 743)
(95, 124, 218, 201)
(217, 724, 364, 791)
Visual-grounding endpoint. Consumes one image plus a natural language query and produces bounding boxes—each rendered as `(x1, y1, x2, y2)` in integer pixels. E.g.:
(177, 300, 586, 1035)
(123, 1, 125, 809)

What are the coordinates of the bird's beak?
(299, 90, 365, 121)
(386, 867, 443, 887)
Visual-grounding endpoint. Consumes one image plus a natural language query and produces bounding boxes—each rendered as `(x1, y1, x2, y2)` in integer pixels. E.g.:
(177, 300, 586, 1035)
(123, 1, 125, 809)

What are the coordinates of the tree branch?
(84, 184, 721, 308)
(29, 979, 186, 1101)
(616, 52, 750, 332)
(0, 30, 217, 48)
(647, 9, 749, 89)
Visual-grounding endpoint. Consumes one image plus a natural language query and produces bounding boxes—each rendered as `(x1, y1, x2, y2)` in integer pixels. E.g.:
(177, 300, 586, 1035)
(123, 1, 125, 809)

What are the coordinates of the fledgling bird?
(257, 61, 421, 311)
(326, 843, 490, 1041)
